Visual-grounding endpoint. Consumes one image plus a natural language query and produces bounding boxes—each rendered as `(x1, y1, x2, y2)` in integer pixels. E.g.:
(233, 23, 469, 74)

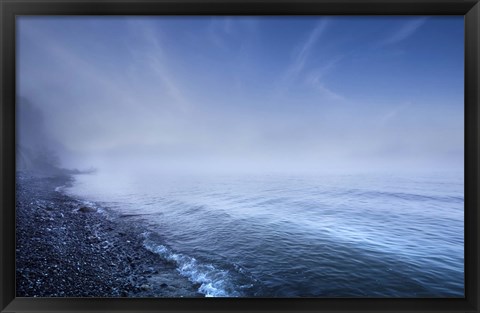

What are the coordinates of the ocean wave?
(358, 190, 463, 203)
(143, 234, 241, 297)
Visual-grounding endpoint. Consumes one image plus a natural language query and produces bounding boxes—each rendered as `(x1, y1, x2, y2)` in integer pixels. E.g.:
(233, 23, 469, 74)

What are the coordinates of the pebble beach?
(15, 172, 203, 297)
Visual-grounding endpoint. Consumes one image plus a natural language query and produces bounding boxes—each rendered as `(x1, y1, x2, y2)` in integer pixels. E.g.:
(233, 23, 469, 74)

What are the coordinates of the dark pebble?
(78, 206, 96, 213)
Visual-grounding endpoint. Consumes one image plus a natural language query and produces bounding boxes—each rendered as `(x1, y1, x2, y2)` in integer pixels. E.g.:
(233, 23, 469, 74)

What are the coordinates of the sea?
(65, 170, 464, 298)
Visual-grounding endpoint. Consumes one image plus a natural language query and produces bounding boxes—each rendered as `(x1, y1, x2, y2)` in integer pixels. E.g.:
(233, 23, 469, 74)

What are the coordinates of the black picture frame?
(1, 0, 479, 312)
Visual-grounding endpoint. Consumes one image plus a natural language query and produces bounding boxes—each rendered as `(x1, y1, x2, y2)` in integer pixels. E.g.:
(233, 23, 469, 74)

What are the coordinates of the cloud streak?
(283, 19, 329, 83)
(128, 20, 191, 113)
(305, 56, 345, 100)
(379, 17, 428, 47)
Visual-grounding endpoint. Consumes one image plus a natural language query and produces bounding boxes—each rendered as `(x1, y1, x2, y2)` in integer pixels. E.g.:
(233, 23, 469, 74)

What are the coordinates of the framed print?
(1, 0, 479, 312)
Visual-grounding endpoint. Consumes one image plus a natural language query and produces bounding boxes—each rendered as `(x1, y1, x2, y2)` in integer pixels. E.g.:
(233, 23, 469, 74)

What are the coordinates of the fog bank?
(17, 16, 464, 176)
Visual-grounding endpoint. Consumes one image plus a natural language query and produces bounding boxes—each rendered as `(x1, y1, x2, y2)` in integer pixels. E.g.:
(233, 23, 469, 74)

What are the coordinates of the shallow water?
(66, 171, 464, 297)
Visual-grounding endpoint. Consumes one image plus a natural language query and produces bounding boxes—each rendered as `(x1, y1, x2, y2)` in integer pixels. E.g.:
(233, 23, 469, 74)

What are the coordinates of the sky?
(17, 16, 464, 175)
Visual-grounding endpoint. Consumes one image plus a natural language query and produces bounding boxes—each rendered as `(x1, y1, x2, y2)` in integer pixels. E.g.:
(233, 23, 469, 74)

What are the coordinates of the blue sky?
(17, 16, 464, 174)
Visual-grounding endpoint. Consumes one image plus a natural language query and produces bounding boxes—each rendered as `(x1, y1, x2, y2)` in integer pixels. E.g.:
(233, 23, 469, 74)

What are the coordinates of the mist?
(16, 16, 464, 177)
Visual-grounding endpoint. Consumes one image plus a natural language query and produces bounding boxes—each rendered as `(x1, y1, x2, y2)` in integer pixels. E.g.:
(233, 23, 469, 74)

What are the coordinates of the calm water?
(65, 171, 464, 297)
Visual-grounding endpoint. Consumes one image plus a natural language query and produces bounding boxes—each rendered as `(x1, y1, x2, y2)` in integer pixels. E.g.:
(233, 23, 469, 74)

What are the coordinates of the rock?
(140, 284, 151, 291)
(87, 235, 100, 243)
(78, 206, 96, 213)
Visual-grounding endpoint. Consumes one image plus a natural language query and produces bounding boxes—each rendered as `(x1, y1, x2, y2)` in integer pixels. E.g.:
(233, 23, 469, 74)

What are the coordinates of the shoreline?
(15, 171, 203, 297)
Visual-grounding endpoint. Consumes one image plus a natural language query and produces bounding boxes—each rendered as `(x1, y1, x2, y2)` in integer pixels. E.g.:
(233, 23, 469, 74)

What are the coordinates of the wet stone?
(78, 206, 96, 213)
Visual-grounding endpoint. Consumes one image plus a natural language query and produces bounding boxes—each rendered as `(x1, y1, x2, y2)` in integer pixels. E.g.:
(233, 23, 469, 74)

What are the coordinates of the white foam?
(143, 237, 238, 297)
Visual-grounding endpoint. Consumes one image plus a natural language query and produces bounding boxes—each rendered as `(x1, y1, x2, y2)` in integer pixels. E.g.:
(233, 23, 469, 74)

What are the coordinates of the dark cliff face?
(16, 97, 63, 175)
(16, 97, 96, 176)
(16, 144, 64, 175)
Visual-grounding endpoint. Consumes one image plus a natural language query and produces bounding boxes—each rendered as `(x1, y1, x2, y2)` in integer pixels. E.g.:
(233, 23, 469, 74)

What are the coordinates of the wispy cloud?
(378, 18, 428, 47)
(273, 19, 348, 101)
(130, 21, 190, 112)
(311, 81, 345, 101)
(272, 19, 330, 99)
(283, 20, 329, 83)
(205, 18, 258, 97)
(378, 102, 411, 127)
(207, 17, 257, 52)
(305, 56, 345, 100)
